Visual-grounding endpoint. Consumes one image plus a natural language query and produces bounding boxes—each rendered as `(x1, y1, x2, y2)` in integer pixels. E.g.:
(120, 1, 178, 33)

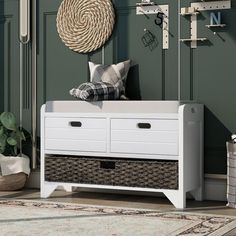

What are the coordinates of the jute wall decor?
(56, 0, 115, 53)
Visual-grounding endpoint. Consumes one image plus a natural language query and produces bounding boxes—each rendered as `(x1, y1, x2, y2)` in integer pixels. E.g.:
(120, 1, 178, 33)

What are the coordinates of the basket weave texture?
(0, 173, 27, 191)
(56, 0, 115, 53)
(45, 156, 179, 189)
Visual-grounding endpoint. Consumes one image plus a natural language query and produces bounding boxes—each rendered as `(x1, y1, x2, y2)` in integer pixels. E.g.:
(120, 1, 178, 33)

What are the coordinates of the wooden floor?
(0, 189, 236, 235)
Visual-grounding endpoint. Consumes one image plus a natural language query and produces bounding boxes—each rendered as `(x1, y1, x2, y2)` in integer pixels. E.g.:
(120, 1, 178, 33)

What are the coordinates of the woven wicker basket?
(45, 156, 179, 189)
(0, 172, 27, 191)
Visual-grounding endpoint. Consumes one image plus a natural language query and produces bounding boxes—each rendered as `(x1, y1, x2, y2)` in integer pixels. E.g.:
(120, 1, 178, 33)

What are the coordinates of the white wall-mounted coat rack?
(19, 0, 30, 157)
(19, 0, 30, 44)
(180, 0, 231, 48)
(136, 4, 169, 49)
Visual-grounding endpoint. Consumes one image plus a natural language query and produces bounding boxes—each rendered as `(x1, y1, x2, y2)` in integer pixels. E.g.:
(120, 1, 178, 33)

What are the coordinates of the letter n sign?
(210, 12, 221, 25)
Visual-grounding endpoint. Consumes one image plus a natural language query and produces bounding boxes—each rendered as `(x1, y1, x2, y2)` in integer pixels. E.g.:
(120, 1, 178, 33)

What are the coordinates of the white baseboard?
(204, 175, 227, 201)
(25, 169, 40, 189)
(26, 170, 227, 201)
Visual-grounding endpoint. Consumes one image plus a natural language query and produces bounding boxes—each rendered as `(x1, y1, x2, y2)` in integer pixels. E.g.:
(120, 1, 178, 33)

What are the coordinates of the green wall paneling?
(114, 0, 179, 101)
(0, 0, 20, 115)
(180, 0, 234, 174)
(1, 0, 236, 174)
(36, 0, 236, 174)
(0, 3, 4, 113)
(0, 0, 32, 135)
(0, 1, 20, 118)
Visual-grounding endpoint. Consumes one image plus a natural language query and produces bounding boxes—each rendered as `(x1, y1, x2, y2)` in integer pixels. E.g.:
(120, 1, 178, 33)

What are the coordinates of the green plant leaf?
(7, 137, 17, 146)
(21, 127, 31, 141)
(0, 113, 31, 156)
(10, 130, 25, 146)
(15, 130, 26, 142)
(0, 112, 16, 131)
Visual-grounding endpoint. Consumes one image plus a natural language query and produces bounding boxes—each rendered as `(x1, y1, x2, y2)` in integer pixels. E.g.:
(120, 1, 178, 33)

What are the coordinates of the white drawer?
(111, 130, 178, 143)
(110, 118, 178, 155)
(45, 140, 106, 152)
(45, 117, 106, 129)
(111, 119, 178, 131)
(111, 142, 178, 155)
(45, 128, 106, 141)
(45, 117, 107, 152)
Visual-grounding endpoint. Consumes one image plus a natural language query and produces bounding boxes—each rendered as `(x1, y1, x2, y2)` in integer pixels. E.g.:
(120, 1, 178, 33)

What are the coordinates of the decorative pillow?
(69, 82, 120, 101)
(88, 60, 131, 96)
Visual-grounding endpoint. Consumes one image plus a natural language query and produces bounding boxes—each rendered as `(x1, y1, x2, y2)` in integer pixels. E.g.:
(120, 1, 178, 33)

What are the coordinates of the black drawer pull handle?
(100, 161, 116, 170)
(70, 121, 82, 127)
(137, 123, 151, 129)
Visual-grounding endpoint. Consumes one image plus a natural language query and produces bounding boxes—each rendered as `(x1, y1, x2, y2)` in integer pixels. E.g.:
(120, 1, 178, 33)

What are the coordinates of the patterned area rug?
(0, 200, 235, 236)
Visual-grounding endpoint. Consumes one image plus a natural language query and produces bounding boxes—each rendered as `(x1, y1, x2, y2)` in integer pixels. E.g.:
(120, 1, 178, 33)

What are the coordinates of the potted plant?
(0, 112, 31, 191)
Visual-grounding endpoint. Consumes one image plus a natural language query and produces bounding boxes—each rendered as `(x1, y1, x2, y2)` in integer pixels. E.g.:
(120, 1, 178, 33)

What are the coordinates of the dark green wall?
(0, 1, 4, 113)
(0, 0, 20, 116)
(1, 0, 235, 174)
(0, 0, 31, 132)
(180, 0, 234, 173)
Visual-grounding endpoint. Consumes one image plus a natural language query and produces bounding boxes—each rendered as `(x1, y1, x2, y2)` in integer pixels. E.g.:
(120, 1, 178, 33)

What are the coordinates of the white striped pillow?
(88, 60, 131, 97)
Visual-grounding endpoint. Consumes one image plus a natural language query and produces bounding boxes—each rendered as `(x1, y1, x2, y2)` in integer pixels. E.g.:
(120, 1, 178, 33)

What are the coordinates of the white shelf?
(191, 1, 231, 12)
(180, 38, 208, 42)
(136, 2, 156, 6)
(180, 12, 199, 16)
(206, 24, 226, 28)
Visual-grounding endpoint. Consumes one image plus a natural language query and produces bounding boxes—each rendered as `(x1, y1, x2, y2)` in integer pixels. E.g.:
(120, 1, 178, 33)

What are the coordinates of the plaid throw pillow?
(88, 60, 131, 96)
(70, 82, 120, 101)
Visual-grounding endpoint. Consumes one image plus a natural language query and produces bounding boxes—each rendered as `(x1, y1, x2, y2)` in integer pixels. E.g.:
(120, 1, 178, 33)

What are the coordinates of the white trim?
(25, 169, 40, 189)
(204, 178, 227, 202)
(190, 14, 197, 48)
(205, 174, 227, 180)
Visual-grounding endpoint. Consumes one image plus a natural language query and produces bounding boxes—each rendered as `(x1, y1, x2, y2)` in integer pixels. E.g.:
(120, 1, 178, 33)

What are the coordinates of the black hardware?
(155, 12, 164, 28)
(137, 123, 151, 129)
(142, 30, 156, 47)
(100, 161, 116, 170)
(70, 121, 82, 127)
(141, 29, 158, 51)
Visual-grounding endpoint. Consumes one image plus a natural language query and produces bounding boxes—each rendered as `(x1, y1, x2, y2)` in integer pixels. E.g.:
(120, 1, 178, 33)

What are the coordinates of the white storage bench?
(40, 101, 204, 209)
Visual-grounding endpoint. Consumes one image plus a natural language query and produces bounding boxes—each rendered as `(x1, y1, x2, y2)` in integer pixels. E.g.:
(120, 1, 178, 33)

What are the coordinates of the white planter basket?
(226, 141, 236, 208)
(0, 173, 27, 191)
(0, 155, 30, 191)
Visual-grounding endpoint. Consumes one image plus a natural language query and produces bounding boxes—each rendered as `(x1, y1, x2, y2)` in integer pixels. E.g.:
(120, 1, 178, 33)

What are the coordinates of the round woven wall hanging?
(56, 0, 115, 53)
